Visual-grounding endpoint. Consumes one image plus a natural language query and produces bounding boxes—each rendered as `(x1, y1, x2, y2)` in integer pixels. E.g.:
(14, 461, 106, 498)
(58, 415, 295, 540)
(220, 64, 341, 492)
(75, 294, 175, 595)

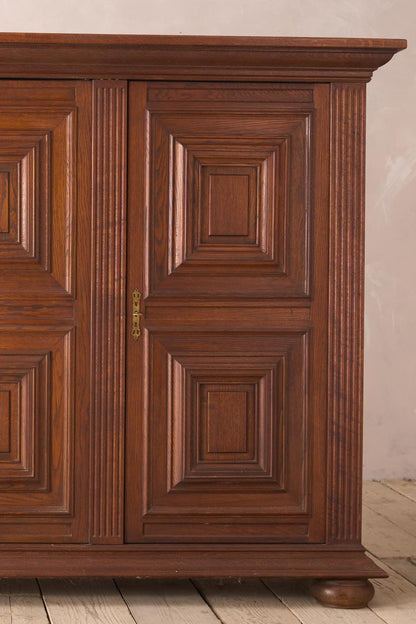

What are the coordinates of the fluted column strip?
(327, 83, 366, 543)
(91, 80, 127, 543)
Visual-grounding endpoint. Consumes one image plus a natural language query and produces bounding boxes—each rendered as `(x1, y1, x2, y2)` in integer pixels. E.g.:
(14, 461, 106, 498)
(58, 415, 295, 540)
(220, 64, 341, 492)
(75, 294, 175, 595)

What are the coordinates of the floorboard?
(381, 480, 416, 503)
(364, 481, 416, 538)
(195, 578, 302, 624)
(39, 578, 136, 624)
(382, 558, 416, 585)
(0, 579, 48, 624)
(362, 504, 416, 558)
(367, 556, 416, 624)
(116, 578, 221, 624)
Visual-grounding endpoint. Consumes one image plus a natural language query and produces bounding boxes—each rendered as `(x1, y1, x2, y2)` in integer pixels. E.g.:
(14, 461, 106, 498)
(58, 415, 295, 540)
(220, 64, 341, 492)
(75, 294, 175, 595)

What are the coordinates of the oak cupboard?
(0, 34, 406, 608)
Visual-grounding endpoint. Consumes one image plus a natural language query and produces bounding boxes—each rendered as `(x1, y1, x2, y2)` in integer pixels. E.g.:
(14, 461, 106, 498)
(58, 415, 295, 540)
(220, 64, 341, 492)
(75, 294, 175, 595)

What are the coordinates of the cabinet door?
(126, 82, 329, 543)
(0, 82, 91, 542)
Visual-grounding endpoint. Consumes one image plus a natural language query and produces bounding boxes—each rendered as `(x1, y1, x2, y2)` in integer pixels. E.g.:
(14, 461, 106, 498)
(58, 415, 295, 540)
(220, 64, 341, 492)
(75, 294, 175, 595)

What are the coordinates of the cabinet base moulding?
(0, 547, 387, 578)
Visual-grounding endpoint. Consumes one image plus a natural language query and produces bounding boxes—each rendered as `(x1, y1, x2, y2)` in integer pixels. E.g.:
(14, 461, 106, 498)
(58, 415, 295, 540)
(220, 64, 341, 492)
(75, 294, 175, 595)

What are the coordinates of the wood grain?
(368, 556, 416, 624)
(382, 480, 416, 503)
(40, 579, 136, 624)
(382, 558, 416, 585)
(0, 546, 386, 578)
(0, 171, 9, 233)
(196, 578, 302, 624)
(117, 579, 221, 624)
(0, 579, 49, 624)
(362, 505, 416, 558)
(0, 34, 405, 81)
(364, 482, 416, 538)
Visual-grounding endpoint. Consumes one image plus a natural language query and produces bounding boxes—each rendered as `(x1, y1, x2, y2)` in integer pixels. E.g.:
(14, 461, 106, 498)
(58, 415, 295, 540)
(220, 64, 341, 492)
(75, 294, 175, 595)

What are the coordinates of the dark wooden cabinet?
(0, 34, 406, 608)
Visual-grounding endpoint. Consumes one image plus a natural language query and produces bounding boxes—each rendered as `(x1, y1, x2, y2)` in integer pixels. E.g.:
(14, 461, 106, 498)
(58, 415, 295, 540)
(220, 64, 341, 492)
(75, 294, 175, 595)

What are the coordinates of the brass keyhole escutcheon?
(132, 289, 143, 340)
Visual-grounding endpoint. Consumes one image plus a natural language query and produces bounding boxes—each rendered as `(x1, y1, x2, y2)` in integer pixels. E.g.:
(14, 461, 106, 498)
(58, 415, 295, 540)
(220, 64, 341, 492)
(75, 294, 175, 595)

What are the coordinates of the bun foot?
(310, 579, 375, 609)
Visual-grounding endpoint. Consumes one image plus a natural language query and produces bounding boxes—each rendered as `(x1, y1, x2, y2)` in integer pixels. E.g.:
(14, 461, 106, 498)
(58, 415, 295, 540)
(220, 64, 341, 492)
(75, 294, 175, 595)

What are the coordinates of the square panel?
(199, 383, 254, 456)
(0, 117, 76, 296)
(135, 331, 314, 542)
(0, 164, 17, 239)
(199, 165, 257, 244)
(173, 367, 281, 485)
(0, 331, 73, 512)
(0, 141, 39, 259)
(146, 103, 311, 297)
(0, 387, 12, 453)
(185, 145, 282, 265)
(0, 354, 49, 486)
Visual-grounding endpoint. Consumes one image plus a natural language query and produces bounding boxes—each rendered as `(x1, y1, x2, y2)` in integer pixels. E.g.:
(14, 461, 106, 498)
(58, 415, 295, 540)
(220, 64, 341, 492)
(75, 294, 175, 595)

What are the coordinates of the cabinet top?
(0, 33, 406, 81)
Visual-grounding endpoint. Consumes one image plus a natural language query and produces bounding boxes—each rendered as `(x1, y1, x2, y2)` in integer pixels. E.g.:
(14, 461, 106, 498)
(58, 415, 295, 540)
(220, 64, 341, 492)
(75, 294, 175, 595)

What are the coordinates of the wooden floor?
(1, 480, 415, 623)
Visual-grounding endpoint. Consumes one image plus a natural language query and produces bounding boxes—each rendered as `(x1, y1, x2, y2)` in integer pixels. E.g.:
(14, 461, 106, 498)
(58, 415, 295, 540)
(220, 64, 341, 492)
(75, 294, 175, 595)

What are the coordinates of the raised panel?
(142, 83, 313, 298)
(0, 334, 70, 508)
(0, 328, 89, 542)
(0, 389, 11, 453)
(176, 365, 280, 484)
(0, 353, 49, 484)
(0, 148, 36, 255)
(208, 174, 250, 237)
(125, 330, 325, 543)
(185, 143, 282, 264)
(0, 169, 11, 233)
(203, 168, 254, 241)
(203, 386, 251, 455)
(0, 112, 76, 296)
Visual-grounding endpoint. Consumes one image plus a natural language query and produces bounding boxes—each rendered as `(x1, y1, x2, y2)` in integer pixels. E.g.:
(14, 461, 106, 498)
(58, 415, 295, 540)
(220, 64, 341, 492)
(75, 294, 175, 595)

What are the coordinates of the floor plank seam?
(367, 605, 390, 624)
(6, 591, 11, 622)
(189, 579, 224, 624)
(36, 578, 52, 624)
(380, 480, 416, 503)
(378, 557, 416, 585)
(263, 579, 310, 623)
(377, 479, 416, 504)
(380, 555, 416, 567)
(363, 501, 416, 539)
(113, 578, 139, 624)
(364, 545, 386, 558)
(259, 578, 304, 623)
